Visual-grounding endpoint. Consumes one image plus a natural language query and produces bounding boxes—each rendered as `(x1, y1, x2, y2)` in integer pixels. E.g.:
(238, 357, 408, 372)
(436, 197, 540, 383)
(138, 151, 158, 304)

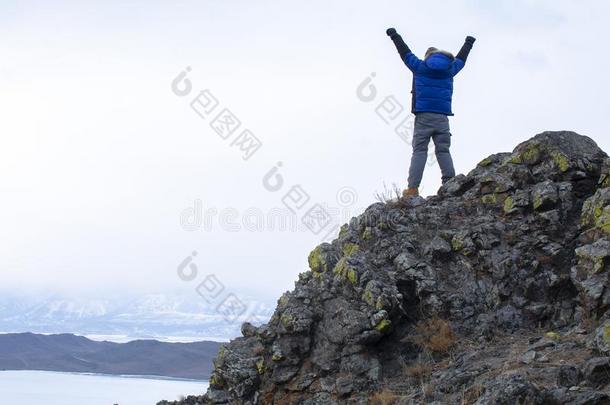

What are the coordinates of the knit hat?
(425, 47, 455, 60)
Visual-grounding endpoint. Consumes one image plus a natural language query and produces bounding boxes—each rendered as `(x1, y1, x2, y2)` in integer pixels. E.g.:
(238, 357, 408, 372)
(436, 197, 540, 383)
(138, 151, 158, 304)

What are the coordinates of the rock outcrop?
(160, 131, 610, 404)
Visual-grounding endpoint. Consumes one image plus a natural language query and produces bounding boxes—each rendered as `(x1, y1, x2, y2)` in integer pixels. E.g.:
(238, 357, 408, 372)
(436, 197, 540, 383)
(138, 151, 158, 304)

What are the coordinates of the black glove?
(387, 28, 410, 58)
(465, 36, 476, 44)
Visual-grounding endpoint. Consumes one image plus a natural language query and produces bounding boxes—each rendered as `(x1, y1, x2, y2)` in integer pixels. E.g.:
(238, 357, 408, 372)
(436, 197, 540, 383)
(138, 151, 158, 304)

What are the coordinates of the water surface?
(0, 370, 208, 405)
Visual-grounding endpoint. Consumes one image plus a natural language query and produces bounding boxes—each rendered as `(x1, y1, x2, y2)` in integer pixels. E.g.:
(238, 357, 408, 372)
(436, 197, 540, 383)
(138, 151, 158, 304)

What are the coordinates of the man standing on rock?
(386, 28, 476, 198)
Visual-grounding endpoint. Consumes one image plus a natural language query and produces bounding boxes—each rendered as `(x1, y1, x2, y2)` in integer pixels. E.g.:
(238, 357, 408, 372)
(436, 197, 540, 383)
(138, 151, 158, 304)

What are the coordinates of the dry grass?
(482, 339, 527, 380)
(420, 380, 434, 399)
(370, 388, 399, 405)
(536, 254, 554, 265)
(504, 231, 517, 245)
(579, 301, 601, 333)
(413, 318, 457, 354)
(460, 384, 484, 405)
(375, 183, 403, 204)
(251, 344, 265, 356)
(403, 361, 433, 380)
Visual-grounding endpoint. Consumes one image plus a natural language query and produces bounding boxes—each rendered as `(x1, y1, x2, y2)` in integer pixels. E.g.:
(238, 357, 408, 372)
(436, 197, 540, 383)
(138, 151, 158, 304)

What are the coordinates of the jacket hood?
(425, 52, 454, 71)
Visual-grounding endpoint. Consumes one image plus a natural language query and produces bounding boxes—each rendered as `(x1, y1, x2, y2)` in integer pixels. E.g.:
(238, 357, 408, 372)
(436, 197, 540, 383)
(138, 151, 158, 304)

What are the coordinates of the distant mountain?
(0, 293, 274, 341)
(0, 332, 222, 379)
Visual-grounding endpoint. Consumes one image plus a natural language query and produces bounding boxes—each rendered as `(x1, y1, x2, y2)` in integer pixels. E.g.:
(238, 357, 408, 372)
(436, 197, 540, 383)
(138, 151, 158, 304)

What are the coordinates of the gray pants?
(408, 112, 455, 188)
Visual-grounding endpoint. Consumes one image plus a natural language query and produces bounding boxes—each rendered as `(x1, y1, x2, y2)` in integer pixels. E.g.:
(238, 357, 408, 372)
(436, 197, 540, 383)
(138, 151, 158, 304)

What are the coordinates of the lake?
(0, 370, 208, 405)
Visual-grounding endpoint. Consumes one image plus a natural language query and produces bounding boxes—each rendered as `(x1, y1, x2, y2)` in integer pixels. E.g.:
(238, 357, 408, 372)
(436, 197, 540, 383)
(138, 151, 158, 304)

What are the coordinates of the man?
(386, 28, 476, 198)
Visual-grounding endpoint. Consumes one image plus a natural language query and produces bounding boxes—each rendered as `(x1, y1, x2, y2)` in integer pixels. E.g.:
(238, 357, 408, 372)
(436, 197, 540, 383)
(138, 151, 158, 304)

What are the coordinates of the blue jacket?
(388, 32, 475, 116)
(404, 52, 464, 116)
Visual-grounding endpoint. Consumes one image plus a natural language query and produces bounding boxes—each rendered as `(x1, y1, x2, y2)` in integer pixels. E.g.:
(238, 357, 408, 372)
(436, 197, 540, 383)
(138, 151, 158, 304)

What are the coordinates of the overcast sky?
(1, 0, 609, 304)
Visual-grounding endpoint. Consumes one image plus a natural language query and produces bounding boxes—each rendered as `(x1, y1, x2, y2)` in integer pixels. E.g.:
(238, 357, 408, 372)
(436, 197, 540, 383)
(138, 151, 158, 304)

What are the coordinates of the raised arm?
(456, 36, 476, 62)
(386, 28, 422, 72)
(453, 36, 476, 75)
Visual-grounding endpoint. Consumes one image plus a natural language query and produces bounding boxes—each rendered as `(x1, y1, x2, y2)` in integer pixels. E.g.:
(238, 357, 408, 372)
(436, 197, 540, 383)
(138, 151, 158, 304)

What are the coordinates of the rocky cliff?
(160, 131, 610, 404)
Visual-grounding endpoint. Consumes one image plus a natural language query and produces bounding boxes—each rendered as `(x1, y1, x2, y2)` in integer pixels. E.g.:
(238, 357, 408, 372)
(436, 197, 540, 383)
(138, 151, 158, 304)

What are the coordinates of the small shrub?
(413, 318, 456, 354)
(370, 388, 398, 405)
(536, 254, 554, 265)
(421, 381, 434, 399)
(460, 384, 484, 405)
(375, 183, 403, 205)
(403, 361, 433, 380)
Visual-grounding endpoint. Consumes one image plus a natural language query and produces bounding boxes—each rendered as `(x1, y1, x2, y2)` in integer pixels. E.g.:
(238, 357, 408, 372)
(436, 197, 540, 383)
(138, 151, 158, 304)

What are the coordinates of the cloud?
(506, 50, 550, 71)
(465, 0, 566, 29)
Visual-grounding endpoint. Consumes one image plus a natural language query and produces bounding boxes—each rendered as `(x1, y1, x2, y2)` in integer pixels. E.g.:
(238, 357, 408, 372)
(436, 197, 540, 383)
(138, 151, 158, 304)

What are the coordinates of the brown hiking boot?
(402, 187, 419, 198)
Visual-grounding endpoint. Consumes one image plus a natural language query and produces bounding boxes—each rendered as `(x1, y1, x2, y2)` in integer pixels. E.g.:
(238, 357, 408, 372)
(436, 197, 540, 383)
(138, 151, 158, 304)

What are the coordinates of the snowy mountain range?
(0, 291, 274, 342)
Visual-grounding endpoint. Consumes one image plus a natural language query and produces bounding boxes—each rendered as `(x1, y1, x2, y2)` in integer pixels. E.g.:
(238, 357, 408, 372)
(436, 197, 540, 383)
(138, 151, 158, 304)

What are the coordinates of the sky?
(1, 0, 609, 308)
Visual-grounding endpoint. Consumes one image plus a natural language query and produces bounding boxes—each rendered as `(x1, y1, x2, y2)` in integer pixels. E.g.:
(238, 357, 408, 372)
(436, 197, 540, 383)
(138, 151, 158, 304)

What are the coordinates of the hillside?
(160, 132, 610, 404)
(0, 332, 221, 380)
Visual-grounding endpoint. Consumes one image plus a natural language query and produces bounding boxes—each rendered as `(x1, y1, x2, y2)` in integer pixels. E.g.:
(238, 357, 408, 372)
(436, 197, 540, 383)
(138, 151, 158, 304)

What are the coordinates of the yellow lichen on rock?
(342, 243, 360, 257)
(545, 331, 561, 341)
(333, 258, 359, 285)
(503, 195, 515, 213)
(481, 193, 497, 205)
(375, 319, 392, 333)
(551, 151, 570, 172)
